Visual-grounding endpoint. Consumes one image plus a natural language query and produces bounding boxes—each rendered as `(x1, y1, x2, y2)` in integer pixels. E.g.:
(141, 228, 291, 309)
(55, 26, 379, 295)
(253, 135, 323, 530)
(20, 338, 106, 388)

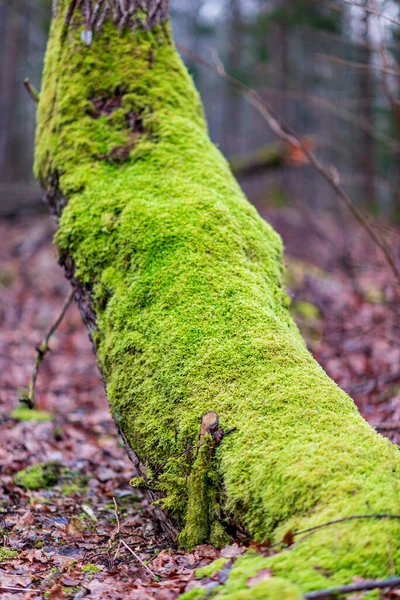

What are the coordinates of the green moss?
(10, 407, 53, 421)
(196, 557, 229, 579)
(14, 462, 61, 490)
(82, 563, 101, 573)
(35, 4, 400, 599)
(179, 434, 228, 549)
(0, 547, 18, 562)
(180, 588, 208, 600)
(291, 300, 320, 321)
(61, 483, 80, 495)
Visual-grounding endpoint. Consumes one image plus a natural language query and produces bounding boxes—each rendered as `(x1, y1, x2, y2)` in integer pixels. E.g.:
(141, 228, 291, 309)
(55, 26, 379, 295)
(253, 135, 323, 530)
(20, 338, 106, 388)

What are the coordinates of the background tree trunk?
(35, 1, 400, 597)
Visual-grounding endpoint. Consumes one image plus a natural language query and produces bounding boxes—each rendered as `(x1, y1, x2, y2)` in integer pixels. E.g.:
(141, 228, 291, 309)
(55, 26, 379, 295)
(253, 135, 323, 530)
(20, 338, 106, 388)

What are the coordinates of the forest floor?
(1, 209, 400, 599)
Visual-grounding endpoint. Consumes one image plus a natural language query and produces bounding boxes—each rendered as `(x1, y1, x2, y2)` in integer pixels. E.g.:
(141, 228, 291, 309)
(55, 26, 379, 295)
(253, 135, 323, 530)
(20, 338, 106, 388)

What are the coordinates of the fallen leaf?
(247, 568, 273, 587)
(49, 584, 65, 600)
(220, 543, 244, 559)
(282, 529, 295, 547)
(16, 511, 35, 528)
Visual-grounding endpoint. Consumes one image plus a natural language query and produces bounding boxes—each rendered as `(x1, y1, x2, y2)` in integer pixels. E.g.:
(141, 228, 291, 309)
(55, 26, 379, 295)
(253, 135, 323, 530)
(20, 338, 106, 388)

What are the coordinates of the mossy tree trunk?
(36, 2, 400, 598)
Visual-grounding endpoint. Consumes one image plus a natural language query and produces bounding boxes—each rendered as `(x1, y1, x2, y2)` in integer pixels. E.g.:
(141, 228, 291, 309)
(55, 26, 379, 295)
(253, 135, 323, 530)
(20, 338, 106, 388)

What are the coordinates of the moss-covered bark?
(35, 2, 400, 597)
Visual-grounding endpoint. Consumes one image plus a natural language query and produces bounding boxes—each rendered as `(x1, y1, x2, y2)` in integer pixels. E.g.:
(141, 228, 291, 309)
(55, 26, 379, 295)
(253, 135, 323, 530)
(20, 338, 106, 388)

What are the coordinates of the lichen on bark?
(35, 2, 400, 598)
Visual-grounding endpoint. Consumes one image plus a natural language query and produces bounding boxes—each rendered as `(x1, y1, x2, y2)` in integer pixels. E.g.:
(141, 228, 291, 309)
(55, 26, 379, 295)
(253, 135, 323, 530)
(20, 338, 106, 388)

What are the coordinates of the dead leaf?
(247, 568, 273, 587)
(49, 584, 66, 600)
(16, 511, 35, 528)
(0, 574, 32, 588)
(220, 543, 244, 559)
(282, 530, 295, 547)
(60, 574, 82, 586)
(24, 548, 48, 563)
(66, 516, 85, 538)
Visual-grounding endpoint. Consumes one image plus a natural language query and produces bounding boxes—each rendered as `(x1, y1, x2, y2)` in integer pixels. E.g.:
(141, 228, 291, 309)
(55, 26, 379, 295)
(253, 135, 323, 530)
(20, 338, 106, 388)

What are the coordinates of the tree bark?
(35, 2, 400, 598)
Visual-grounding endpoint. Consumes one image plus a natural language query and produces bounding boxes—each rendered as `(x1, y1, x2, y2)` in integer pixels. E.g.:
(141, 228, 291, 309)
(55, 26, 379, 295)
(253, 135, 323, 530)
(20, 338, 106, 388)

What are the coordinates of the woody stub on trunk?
(35, 1, 400, 598)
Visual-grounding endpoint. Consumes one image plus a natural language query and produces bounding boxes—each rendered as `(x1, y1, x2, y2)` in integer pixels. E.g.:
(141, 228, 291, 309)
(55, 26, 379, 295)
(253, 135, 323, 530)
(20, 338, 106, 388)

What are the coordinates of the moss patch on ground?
(14, 462, 62, 490)
(0, 547, 18, 562)
(36, 4, 400, 598)
(10, 407, 53, 421)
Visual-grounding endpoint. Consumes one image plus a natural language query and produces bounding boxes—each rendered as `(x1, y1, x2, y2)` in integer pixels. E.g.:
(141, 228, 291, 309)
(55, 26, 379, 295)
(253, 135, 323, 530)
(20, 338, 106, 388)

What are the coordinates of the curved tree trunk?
(35, 2, 400, 598)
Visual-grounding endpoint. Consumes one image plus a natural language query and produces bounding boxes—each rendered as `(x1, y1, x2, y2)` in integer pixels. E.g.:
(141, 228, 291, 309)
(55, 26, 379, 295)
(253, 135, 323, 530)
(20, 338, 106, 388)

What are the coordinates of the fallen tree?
(35, 1, 400, 598)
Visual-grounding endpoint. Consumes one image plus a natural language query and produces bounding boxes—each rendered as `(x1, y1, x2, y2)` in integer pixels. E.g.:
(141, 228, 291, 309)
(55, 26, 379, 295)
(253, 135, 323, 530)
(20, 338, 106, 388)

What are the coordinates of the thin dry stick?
(294, 512, 400, 537)
(269, 513, 400, 550)
(120, 540, 157, 579)
(23, 79, 40, 104)
(177, 44, 400, 288)
(303, 577, 400, 599)
(22, 290, 74, 409)
(317, 53, 400, 77)
(108, 496, 122, 561)
(110, 498, 157, 579)
(337, 0, 400, 28)
(0, 586, 41, 593)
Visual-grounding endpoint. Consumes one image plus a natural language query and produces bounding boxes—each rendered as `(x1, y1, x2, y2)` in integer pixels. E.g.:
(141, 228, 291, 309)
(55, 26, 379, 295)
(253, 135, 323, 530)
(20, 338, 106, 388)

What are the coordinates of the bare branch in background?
(317, 53, 400, 77)
(21, 290, 74, 408)
(337, 0, 400, 28)
(177, 44, 400, 287)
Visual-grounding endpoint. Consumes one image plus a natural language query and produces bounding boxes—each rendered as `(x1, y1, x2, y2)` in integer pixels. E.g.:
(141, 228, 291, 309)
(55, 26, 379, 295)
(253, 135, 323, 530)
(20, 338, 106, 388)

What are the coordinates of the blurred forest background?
(1, 0, 400, 219)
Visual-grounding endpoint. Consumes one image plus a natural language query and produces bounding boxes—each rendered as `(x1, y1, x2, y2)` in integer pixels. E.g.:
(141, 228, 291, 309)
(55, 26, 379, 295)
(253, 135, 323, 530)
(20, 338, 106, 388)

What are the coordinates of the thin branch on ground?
(0, 586, 41, 593)
(120, 540, 157, 580)
(269, 513, 400, 551)
(108, 497, 121, 551)
(295, 513, 400, 537)
(303, 576, 400, 599)
(21, 290, 74, 409)
(109, 498, 157, 579)
(177, 44, 400, 287)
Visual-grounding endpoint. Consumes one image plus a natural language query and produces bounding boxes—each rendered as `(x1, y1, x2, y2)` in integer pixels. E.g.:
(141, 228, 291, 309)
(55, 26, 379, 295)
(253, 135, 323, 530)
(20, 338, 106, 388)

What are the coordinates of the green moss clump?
(35, 4, 400, 599)
(291, 300, 320, 321)
(10, 407, 53, 422)
(14, 462, 61, 490)
(61, 483, 80, 495)
(196, 557, 229, 579)
(82, 563, 101, 573)
(0, 547, 18, 562)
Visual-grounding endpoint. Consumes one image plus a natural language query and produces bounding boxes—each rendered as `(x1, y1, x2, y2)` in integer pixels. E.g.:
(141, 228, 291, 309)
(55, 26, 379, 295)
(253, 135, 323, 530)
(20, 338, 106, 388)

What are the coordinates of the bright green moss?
(82, 563, 101, 573)
(36, 4, 400, 599)
(291, 300, 320, 321)
(10, 407, 53, 421)
(14, 462, 61, 490)
(196, 557, 229, 579)
(61, 483, 80, 495)
(0, 547, 18, 562)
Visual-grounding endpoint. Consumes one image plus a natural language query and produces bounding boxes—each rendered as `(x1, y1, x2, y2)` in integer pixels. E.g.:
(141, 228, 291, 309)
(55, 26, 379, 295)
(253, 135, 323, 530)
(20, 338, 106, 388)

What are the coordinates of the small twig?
(303, 576, 400, 599)
(23, 79, 40, 104)
(0, 587, 41, 593)
(109, 498, 156, 578)
(120, 539, 157, 580)
(108, 497, 121, 551)
(317, 53, 400, 77)
(177, 44, 400, 288)
(269, 513, 400, 550)
(337, 0, 400, 28)
(294, 513, 400, 537)
(22, 290, 74, 408)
